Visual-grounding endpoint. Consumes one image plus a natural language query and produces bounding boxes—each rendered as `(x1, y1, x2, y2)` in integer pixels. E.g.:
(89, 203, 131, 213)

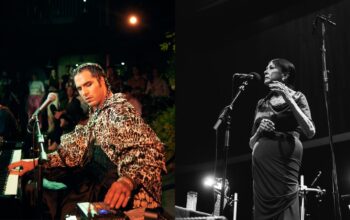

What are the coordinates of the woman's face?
(263, 61, 283, 85)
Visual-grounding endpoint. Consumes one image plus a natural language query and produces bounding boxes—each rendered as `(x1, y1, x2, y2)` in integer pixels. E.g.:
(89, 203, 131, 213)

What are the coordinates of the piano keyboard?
(0, 149, 22, 196)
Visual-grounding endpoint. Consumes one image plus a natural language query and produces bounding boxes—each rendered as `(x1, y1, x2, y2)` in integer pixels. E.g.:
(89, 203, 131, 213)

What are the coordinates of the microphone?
(28, 93, 57, 125)
(233, 72, 262, 81)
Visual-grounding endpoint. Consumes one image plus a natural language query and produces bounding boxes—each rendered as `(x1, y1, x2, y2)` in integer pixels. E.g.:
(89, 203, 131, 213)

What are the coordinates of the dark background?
(176, 0, 350, 219)
(0, 0, 174, 70)
(0, 0, 175, 137)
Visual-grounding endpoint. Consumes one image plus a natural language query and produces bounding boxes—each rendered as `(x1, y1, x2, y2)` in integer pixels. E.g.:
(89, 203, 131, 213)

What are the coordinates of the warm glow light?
(128, 15, 138, 25)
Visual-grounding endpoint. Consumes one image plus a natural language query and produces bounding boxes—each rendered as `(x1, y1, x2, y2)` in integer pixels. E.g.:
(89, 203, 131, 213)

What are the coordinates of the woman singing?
(250, 58, 316, 220)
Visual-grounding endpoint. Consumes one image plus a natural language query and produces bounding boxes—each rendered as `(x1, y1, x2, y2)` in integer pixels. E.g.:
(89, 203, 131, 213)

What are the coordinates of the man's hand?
(104, 177, 134, 209)
(8, 159, 37, 176)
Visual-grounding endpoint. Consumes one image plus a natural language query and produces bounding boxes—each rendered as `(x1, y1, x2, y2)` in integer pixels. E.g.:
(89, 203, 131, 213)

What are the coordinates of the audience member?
(146, 68, 170, 98)
(127, 66, 147, 96)
(27, 73, 45, 119)
(106, 66, 123, 93)
(0, 102, 19, 143)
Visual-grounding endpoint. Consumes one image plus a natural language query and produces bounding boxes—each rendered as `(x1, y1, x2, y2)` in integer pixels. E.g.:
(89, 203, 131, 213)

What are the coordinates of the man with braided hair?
(9, 63, 166, 219)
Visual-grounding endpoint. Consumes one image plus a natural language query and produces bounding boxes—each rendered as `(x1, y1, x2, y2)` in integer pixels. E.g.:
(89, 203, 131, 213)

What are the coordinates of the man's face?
(74, 70, 106, 108)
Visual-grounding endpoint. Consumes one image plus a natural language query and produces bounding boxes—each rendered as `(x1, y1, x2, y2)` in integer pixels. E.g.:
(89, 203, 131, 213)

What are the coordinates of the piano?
(0, 149, 23, 219)
(0, 149, 22, 196)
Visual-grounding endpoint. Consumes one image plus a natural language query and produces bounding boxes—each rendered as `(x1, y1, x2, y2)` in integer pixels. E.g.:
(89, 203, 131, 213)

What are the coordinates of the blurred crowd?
(0, 64, 174, 154)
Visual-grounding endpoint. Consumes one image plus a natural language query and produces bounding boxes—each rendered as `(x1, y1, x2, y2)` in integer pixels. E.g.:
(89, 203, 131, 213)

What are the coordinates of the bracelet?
(117, 177, 134, 190)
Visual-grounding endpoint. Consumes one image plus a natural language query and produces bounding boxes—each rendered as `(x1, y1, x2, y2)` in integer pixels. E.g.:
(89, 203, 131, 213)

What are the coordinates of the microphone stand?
(213, 80, 249, 215)
(299, 175, 326, 220)
(315, 14, 341, 220)
(31, 114, 48, 220)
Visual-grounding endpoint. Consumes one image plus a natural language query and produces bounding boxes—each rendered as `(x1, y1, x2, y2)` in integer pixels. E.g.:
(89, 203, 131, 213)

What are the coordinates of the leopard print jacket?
(44, 93, 167, 208)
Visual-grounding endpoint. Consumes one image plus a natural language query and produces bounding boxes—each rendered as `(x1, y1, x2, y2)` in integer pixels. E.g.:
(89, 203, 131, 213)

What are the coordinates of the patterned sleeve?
(295, 92, 315, 137)
(45, 124, 89, 168)
(102, 101, 166, 203)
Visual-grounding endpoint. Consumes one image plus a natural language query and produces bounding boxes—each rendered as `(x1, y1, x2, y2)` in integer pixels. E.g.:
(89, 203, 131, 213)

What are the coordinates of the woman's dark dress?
(251, 91, 314, 220)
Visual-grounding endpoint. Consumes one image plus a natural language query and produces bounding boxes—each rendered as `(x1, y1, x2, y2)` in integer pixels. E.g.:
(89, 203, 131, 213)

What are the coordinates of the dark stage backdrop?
(177, 0, 350, 218)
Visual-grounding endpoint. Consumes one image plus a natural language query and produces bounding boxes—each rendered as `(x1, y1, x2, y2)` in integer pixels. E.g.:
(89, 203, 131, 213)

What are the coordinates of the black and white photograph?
(177, 0, 350, 219)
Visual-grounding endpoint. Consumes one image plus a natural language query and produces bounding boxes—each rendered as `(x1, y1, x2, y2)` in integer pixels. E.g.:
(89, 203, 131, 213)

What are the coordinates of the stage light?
(128, 15, 138, 26)
(121, 62, 125, 66)
(203, 176, 216, 187)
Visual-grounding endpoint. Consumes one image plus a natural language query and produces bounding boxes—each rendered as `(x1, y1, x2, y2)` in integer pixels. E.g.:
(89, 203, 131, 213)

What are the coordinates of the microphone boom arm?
(213, 81, 249, 130)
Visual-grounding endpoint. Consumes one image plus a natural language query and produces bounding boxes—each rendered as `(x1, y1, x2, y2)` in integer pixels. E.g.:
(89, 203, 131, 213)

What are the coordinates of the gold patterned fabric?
(44, 93, 167, 208)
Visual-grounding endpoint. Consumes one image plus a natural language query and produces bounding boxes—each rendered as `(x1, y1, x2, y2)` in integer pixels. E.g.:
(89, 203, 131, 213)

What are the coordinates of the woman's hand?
(8, 159, 37, 176)
(257, 118, 275, 133)
(269, 81, 294, 101)
(250, 118, 274, 149)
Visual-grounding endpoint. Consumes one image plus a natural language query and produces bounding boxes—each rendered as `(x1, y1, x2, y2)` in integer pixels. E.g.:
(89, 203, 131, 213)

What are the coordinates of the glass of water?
(186, 191, 198, 211)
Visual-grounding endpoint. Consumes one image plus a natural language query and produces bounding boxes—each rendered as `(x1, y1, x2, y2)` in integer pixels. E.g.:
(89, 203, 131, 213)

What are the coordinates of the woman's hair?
(72, 63, 111, 90)
(270, 58, 296, 86)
